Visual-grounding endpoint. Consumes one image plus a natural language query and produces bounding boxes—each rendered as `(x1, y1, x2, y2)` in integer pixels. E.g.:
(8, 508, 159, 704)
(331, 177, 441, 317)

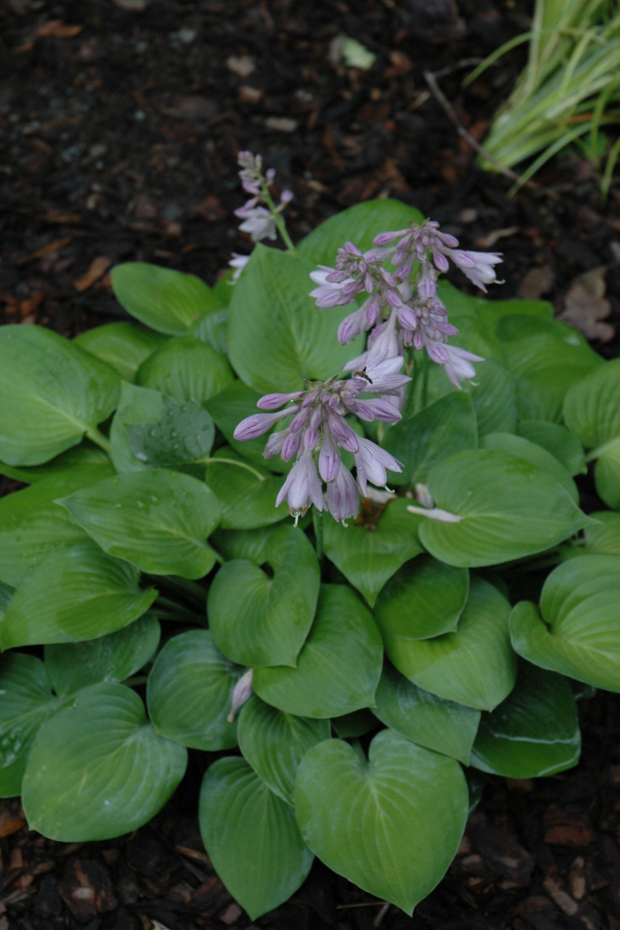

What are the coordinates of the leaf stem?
(201, 457, 266, 482)
(149, 575, 206, 608)
(155, 596, 205, 624)
(263, 186, 296, 252)
(85, 426, 111, 454)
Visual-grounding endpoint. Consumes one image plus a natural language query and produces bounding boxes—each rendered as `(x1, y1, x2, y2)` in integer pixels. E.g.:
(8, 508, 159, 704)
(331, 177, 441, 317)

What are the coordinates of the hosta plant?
(0, 152, 619, 920)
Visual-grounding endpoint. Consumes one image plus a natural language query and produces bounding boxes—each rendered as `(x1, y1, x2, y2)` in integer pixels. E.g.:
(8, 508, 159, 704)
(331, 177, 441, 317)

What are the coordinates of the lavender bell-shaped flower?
(233, 358, 408, 524)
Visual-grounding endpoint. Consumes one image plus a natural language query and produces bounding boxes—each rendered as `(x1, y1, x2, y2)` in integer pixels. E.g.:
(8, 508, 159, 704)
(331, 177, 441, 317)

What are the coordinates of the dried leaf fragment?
(557, 266, 614, 343)
(73, 257, 112, 292)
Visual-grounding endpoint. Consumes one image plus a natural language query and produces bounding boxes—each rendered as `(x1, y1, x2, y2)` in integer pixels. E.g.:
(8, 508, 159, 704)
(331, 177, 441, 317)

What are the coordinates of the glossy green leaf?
(205, 380, 287, 473)
(563, 359, 620, 509)
(581, 512, 620, 556)
(0, 326, 120, 466)
(0, 654, 61, 797)
(374, 555, 469, 644)
(383, 391, 477, 487)
(110, 382, 165, 473)
(295, 729, 468, 915)
(0, 442, 112, 486)
(22, 683, 187, 841)
(205, 446, 288, 529)
(136, 335, 234, 404)
(208, 524, 319, 667)
(209, 525, 276, 564)
(384, 577, 517, 711)
(44, 614, 161, 696)
(237, 696, 330, 804)
(297, 199, 424, 265)
(74, 322, 168, 381)
(480, 432, 578, 502)
(228, 245, 363, 394)
(517, 420, 586, 476)
(373, 662, 480, 765)
(322, 499, 424, 606)
(468, 358, 518, 437)
(419, 449, 592, 567)
(111, 262, 221, 335)
(60, 469, 221, 580)
(510, 554, 620, 691)
(199, 757, 313, 920)
(147, 630, 243, 750)
(472, 297, 554, 336)
(253, 585, 383, 718)
(0, 540, 158, 649)
(471, 662, 580, 778)
(189, 309, 229, 355)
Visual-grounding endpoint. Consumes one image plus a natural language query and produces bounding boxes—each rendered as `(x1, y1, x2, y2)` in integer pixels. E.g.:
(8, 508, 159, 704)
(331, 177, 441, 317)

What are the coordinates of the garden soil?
(2, 1, 620, 928)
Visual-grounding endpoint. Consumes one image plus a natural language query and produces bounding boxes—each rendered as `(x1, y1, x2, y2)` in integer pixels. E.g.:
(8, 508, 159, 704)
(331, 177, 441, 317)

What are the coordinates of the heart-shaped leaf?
(382, 392, 477, 487)
(510, 554, 620, 691)
(110, 382, 165, 473)
(295, 729, 468, 915)
(147, 630, 243, 750)
(374, 555, 469, 646)
(470, 662, 580, 778)
(384, 577, 517, 711)
(205, 446, 289, 529)
(228, 245, 363, 394)
(44, 614, 161, 696)
(237, 696, 330, 804)
(253, 584, 383, 718)
(322, 499, 424, 606)
(419, 449, 592, 567)
(74, 322, 168, 381)
(373, 661, 480, 765)
(0, 654, 61, 797)
(580, 512, 620, 556)
(111, 262, 222, 335)
(208, 524, 319, 667)
(0, 326, 120, 466)
(480, 432, 578, 502)
(205, 380, 287, 473)
(297, 199, 424, 265)
(517, 420, 586, 476)
(468, 358, 518, 437)
(136, 335, 234, 404)
(22, 683, 187, 841)
(189, 309, 229, 355)
(199, 757, 313, 920)
(563, 359, 620, 509)
(60, 469, 221, 579)
(0, 541, 157, 649)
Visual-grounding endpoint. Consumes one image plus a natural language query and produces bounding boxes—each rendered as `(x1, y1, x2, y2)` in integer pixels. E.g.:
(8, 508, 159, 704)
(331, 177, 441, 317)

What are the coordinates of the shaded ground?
(1, 0, 620, 928)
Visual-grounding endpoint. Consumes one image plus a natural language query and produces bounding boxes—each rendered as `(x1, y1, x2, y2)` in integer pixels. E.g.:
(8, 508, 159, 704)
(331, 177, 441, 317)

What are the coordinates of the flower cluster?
(233, 151, 293, 244)
(310, 220, 501, 388)
(233, 357, 408, 523)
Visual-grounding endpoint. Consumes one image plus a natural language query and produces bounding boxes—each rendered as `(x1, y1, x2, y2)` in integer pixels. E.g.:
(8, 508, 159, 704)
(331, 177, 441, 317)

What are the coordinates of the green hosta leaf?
(295, 729, 468, 915)
(136, 335, 234, 404)
(22, 683, 187, 841)
(468, 358, 518, 437)
(208, 524, 319, 667)
(189, 309, 229, 355)
(44, 614, 161, 696)
(480, 432, 578, 503)
(510, 554, 620, 691)
(581, 512, 620, 556)
(419, 449, 592, 567)
(237, 696, 330, 804)
(498, 315, 603, 421)
(563, 359, 620, 509)
(111, 262, 221, 335)
(385, 577, 517, 712)
(253, 584, 383, 718)
(74, 322, 168, 381)
(205, 381, 287, 473)
(111, 382, 214, 473)
(199, 757, 313, 920)
(0, 654, 61, 797)
(471, 662, 580, 778)
(322, 499, 424, 606)
(0, 442, 112, 486)
(228, 245, 363, 394)
(209, 525, 276, 563)
(331, 708, 377, 738)
(373, 662, 480, 765)
(436, 283, 500, 362)
(205, 446, 288, 529)
(472, 297, 554, 335)
(0, 582, 14, 620)
(297, 199, 424, 265)
(374, 555, 469, 645)
(0, 326, 120, 466)
(517, 420, 586, 476)
(147, 630, 243, 750)
(60, 469, 221, 580)
(0, 541, 158, 650)
(383, 392, 477, 487)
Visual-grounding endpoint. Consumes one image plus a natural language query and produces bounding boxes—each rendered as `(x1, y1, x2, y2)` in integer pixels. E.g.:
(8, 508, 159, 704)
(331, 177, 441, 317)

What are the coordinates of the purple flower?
(354, 437, 402, 496)
(233, 151, 293, 245)
(227, 669, 254, 723)
(236, 205, 277, 242)
(228, 253, 250, 282)
(327, 462, 360, 522)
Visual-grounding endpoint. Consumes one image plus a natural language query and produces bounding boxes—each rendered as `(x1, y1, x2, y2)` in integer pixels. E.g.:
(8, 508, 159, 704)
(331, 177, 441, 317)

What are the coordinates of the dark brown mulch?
(2, 1, 620, 928)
